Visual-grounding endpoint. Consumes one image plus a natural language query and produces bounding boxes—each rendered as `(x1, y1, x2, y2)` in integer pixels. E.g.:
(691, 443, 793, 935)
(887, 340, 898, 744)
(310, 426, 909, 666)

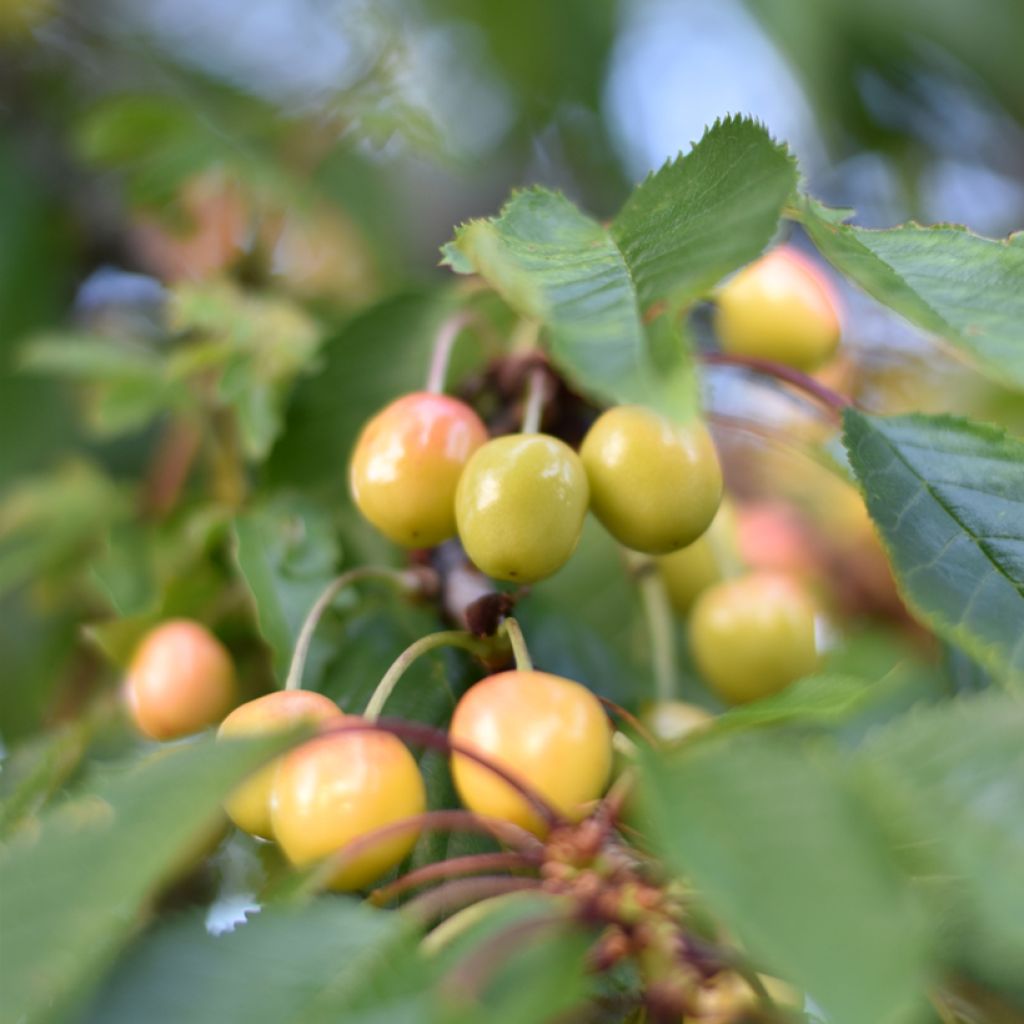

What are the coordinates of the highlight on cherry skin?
(688, 571, 822, 705)
(712, 245, 842, 371)
(455, 433, 590, 583)
(349, 391, 489, 548)
(124, 619, 238, 741)
(641, 700, 715, 744)
(580, 406, 723, 555)
(217, 690, 343, 839)
(270, 719, 427, 891)
(449, 669, 613, 835)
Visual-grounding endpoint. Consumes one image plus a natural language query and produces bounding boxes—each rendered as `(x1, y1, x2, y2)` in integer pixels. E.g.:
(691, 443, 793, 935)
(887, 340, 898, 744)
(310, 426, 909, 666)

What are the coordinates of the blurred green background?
(2, 0, 1023, 743)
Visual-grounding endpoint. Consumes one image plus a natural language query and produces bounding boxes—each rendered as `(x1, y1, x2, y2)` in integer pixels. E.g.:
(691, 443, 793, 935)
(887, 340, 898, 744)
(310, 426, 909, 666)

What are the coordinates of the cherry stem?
(405, 875, 542, 926)
(326, 718, 566, 828)
(700, 351, 852, 419)
(520, 364, 546, 434)
(363, 630, 502, 721)
(426, 310, 475, 395)
(284, 567, 424, 692)
(370, 851, 539, 906)
(596, 695, 658, 748)
(499, 617, 533, 672)
(440, 914, 567, 1001)
(626, 552, 678, 704)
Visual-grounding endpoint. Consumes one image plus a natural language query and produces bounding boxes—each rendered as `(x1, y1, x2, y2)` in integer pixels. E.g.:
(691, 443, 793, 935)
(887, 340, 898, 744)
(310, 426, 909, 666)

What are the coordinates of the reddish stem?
(596, 696, 657, 748)
(315, 810, 543, 888)
(371, 851, 539, 905)
(700, 351, 852, 418)
(405, 875, 542, 925)
(327, 718, 566, 829)
(440, 914, 567, 1003)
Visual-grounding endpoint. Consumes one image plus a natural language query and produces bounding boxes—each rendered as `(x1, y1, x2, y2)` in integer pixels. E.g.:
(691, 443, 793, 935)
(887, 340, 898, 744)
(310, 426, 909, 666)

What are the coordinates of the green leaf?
(231, 495, 341, 683)
(0, 460, 130, 598)
(859, 694, 1024, 1000)
(638, 735, 931, 1024)
(797, 198, 1024, 389)
(611, 115, 797, 309)
(168, 282, 322, 461)
(20, 332, 191, 438)
(441, 119, 797, 419)
(843, 410, 1024, 687)
(0, 732, 298, 1024)
(83, 902, 428, 1024)
(442, 187, 696, 420)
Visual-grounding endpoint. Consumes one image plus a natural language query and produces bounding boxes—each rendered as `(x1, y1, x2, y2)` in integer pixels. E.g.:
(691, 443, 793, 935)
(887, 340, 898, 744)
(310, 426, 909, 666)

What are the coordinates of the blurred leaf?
(430, 891, 593, 1024)
(639, 735, 931, 1024)
(20, 332, 164, 379)
(611, 116, 797, 309)
(843, 411, 1024, 688)
(83, 902, 428, 1024)
(0, 732, 298, 1024)
(0, 719, 91, 836)
(231, 495, 340, 683)
(798, 199, 1024, 389)
(442, 188, 697, 420)
(0, 460, 130, 598)
(20, 332, 190, 438)
(0, 132, 78, 485)
(169, 282, 322, 460)
(859, 694, 1024, 1000)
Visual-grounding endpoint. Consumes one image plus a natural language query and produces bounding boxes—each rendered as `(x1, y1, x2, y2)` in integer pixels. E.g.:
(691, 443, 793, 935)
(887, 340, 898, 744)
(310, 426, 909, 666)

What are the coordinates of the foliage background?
(1, 2, 1024, 1022)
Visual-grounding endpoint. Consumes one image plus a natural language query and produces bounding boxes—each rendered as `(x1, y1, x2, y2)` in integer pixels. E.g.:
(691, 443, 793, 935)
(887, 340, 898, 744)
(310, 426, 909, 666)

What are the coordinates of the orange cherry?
(217, 690, 343, 839)
(125, 619, 237, 741)
(349, 392, 488, 547)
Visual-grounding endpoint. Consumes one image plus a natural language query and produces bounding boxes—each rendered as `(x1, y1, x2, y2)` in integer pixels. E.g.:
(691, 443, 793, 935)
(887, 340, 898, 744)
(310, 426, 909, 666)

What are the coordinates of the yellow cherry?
(449, 670, 613, 835)
(217, 690, 342, 839)
(714, 246, 842, 370)
(270, 720, 426, 890)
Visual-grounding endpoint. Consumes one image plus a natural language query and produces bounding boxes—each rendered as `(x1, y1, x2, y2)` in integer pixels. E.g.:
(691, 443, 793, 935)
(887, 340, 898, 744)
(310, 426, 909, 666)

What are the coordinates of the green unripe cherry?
(580, 406, 722, 555)
(656, 500, 739, 614)
(689, 571, 820, 704)
(455, 434, 589, 583)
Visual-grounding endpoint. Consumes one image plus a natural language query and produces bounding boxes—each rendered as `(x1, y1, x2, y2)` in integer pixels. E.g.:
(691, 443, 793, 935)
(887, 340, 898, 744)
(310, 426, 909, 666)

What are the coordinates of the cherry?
(217, 690, 342, 839)
(270, 719, 426, 890)
(688, 572, 820, 704)
(349, 391, 488, 548)
(455, 434, 589, 583)
(449, 670, 612, 835)
(580, 406, 722, 555)
(657, 501, 738, 614)
(714, 246, 841, 370)
(125, 619, 237, 741)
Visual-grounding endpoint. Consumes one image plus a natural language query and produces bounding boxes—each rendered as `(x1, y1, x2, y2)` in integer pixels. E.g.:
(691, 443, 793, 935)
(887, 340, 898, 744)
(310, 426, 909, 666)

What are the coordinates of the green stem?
(628, 553, 678, 703)
(425, 310, 475, 395)
(284, 567, 422, 692)
(363, 630, 496, 721)
(520, 365, 546, 434)
(500, 617, 533, 671)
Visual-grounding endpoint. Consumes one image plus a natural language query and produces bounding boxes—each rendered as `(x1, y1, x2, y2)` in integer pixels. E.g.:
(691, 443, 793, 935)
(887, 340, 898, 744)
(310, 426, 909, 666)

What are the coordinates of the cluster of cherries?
(122, 244, 842, 953)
